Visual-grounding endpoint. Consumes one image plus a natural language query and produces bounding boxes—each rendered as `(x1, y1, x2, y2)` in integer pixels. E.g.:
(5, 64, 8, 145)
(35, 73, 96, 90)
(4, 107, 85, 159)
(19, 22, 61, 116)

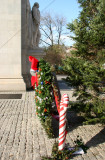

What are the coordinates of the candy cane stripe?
(59, 126, 66, 135)
(59, 129, 66, 136)
(60, 112, 66, 119)
(59, 132, 66, 139)
(59, 137, 66, 146)
(59, 121, 66, 129)
(60, 120, 66, 127)
(59, 94, 69, 150)
(60, 117, 66, 123)
(59, 131, 65, 138)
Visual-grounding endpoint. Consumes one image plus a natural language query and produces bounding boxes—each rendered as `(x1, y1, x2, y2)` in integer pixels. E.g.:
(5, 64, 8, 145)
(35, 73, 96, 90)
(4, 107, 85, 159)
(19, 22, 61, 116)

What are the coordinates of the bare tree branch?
(40, 38, 51, 46)
(40, 25, 52, 42)
(40, 12, 67, 46)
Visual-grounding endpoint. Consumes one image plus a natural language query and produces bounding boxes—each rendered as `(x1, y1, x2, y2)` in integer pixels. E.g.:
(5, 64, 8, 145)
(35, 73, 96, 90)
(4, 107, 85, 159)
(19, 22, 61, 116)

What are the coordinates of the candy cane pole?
(58, 94, 69, 150)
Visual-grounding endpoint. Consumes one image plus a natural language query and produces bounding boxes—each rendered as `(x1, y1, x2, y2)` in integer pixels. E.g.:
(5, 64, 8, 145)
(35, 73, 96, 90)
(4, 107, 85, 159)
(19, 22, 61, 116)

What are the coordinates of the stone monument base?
(0, 78, 26, 91)
(27, 48, 46, 59)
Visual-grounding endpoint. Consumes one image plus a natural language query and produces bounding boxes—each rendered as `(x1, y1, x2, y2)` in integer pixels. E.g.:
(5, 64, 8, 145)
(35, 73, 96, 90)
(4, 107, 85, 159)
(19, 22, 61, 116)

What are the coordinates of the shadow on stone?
(52, 116, 59, 138)
(86, 127, 105, 148)
(57, 79, 72, 90)
(67, 110, 85, 130)
(67, 110, 105, 148)
(26, 87, 35, 92)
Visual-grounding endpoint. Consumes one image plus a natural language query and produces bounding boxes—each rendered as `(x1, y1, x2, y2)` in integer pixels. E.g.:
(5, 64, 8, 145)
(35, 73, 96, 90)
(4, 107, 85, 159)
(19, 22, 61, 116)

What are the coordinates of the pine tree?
(63, 0, 105, 124)
(67, 0, 105, 61)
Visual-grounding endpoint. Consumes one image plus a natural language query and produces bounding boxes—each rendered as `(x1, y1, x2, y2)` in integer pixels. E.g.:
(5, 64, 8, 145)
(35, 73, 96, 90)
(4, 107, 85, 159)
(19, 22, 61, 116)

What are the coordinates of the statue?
(32, 2, 41, 47)
(26, 0, 33, 47)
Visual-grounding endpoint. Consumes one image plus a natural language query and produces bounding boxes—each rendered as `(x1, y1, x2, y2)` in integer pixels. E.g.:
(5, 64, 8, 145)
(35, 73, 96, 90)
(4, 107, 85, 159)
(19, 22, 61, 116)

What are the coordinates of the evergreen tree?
(67, 0, 105, 61)
(63, 0, 105, 124)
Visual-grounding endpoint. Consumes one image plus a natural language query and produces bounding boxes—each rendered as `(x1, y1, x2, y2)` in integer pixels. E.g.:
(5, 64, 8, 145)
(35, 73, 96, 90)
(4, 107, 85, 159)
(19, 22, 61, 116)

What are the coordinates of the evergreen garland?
(35, 59, 54, 138)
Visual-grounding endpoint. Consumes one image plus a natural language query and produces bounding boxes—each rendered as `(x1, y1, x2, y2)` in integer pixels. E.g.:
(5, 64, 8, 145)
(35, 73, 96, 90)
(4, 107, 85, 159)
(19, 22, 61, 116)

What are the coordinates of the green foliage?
(63, 57, 105, 102)
(70, 102, 93, 115)
(64, 0, 105, 124)
(84, 116, 105, 124)
(70, 98, 105, 124)
(42, 137, 88, 160)
(92, 98, 105, 118)
(41, 116, 54, 138)
(67, 0, 105, 61)
(35, 59, 52, 119)
(35, 59, 54, 138)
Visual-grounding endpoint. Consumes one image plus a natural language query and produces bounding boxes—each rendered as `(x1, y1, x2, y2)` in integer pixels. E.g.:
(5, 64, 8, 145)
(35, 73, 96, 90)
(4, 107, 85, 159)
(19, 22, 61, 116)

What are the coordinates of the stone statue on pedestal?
(25, 1, 45, 89)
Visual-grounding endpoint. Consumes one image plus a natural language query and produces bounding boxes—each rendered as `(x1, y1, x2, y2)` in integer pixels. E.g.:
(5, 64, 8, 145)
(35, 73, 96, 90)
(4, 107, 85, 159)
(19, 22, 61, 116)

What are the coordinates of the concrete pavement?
(0, 75, 105, 160)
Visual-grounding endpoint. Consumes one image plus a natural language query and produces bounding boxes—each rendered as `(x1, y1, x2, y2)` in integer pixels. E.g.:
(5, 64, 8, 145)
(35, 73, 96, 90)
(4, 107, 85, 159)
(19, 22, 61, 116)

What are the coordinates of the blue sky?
(29, 0, 81, 46)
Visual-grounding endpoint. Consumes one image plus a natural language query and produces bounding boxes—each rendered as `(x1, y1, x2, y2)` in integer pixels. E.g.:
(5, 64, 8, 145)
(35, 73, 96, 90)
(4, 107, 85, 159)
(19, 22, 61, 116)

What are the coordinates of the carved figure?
(32, 2, 41, 47)
(26, 0, 33, 47)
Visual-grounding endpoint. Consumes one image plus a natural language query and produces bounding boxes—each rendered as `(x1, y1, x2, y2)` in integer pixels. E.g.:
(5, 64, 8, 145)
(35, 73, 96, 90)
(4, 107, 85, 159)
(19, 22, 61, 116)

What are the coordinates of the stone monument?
(0, 0, 45, 91)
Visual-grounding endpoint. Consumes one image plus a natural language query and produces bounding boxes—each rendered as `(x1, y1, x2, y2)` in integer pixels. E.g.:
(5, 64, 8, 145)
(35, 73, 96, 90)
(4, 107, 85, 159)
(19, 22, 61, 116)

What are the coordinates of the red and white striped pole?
(59, 94, 69, 150)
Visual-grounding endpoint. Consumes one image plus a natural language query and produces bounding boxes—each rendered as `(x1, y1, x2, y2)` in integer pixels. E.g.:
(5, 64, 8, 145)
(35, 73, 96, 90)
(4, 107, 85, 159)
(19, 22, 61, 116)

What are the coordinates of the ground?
(0, 75, 105, 160)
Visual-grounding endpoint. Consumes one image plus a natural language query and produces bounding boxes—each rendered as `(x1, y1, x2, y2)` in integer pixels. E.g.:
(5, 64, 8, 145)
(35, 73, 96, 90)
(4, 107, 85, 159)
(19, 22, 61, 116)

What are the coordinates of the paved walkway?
(0, 75, 105, 160)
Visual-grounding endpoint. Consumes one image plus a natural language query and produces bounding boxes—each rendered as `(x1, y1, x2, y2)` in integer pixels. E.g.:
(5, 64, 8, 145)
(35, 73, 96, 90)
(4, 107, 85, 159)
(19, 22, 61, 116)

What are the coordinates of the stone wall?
(0, 0, 26, 91)
(0, 0, 45, 91)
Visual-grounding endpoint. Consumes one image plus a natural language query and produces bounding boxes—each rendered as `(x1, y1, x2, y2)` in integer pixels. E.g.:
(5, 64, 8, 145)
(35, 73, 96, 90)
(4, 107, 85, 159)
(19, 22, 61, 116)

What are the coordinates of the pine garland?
(35, 59, 60, 137)
(35, 59, 54, 138)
